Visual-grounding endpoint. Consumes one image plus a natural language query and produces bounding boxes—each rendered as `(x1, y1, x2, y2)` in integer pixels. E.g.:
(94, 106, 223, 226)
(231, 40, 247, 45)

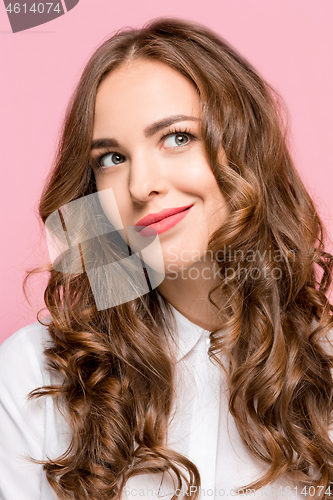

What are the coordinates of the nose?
(128, 152, 168, 204)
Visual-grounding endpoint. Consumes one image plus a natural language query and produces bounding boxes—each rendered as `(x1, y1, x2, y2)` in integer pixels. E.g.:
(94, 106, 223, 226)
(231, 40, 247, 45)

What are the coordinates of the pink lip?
(135, 204, 194, 236)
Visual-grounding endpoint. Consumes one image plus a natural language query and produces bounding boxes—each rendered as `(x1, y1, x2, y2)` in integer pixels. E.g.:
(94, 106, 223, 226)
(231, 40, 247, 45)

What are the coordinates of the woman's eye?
(100, 152, 125, 168)
(162, 133, 190, 149)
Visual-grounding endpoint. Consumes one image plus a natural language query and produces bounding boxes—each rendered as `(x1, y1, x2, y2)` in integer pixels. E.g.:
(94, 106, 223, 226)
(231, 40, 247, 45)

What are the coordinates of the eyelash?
(163, 127, 196, 142)
(90, 128, 197, 171)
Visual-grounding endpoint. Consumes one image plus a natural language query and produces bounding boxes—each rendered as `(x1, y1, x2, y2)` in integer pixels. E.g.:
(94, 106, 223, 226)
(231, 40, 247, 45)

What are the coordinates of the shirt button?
(205, 337, 211, 345)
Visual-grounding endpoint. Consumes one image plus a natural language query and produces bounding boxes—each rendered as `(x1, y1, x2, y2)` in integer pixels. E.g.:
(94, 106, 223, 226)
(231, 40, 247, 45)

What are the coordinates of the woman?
(0, 17, 333, 500)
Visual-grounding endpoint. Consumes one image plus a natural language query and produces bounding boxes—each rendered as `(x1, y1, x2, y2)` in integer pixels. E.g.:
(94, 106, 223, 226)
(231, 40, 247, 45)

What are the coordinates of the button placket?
(205, 331, 211, 346)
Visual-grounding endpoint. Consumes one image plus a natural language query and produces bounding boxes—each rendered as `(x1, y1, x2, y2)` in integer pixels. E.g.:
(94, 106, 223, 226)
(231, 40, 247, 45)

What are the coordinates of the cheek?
(199, 169, 228, 221)
(183, 156, 217, 190)
(190, 163, 211, 178)
(94, 175, 129, 234)
(95, 174, 128, 220)
(96, 187, 124, 231)
(188, 172, 223, 207)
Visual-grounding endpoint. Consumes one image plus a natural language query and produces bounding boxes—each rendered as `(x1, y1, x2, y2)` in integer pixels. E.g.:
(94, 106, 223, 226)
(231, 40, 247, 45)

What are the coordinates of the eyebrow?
(91, 138, 119, 151)
(90, 115, 200, 151)
(144, 114, 200, 137)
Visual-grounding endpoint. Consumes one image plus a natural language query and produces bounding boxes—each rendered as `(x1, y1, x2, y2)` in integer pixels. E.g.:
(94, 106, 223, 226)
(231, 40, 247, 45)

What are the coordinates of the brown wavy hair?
(25, 17, 333, 500)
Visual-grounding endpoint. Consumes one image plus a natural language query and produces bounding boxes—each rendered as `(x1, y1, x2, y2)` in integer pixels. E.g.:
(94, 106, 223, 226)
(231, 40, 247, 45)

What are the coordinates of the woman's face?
(91, 59, 228, 277)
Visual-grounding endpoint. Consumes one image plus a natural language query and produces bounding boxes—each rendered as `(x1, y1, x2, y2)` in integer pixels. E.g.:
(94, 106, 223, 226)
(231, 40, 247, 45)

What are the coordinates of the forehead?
(93, 59, 201, 133)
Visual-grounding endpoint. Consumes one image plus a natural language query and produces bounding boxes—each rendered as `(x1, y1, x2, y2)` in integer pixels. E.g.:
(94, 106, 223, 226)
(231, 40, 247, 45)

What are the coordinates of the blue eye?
(100, 152, 125, 168)
(163, 133, 190, 148)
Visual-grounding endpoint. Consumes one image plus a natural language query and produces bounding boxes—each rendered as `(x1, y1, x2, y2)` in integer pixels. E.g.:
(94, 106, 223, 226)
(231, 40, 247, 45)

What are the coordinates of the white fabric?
(0, 307, 329, 500)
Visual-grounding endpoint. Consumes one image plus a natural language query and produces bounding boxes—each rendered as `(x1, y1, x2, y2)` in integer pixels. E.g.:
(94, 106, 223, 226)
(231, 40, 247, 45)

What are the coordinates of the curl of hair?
(25, 18, 333, 500)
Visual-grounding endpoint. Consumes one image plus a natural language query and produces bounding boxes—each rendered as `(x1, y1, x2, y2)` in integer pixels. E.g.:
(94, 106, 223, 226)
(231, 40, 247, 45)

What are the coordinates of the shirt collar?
(167, 303, 210, 362)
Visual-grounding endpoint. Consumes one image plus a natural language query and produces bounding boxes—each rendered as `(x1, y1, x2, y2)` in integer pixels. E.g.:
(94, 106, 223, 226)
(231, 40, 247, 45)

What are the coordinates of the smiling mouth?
(135, 204, 194, 231)
(145, 206, 191, 226)
(135, 205, 193, 236)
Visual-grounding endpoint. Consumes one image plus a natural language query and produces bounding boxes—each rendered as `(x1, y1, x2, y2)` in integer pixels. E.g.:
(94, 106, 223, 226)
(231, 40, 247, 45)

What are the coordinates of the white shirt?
(0, 306, 330, 500)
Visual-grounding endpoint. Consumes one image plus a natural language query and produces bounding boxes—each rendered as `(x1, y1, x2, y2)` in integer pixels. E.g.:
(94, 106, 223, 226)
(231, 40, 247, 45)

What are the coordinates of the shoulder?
(0, 319, 52, 364)
(0, 320, 69, 499)
(0, 318, 65, 455)
(0, 319, 53, 394)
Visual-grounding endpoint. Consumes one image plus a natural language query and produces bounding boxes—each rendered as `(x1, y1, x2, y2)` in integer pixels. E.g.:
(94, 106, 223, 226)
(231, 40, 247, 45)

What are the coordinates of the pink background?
(1, 0, 332, 343)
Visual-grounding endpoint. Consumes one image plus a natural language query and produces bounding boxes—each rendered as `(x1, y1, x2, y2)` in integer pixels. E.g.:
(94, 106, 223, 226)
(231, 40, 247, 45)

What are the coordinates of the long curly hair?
(25, 17, 333, 500)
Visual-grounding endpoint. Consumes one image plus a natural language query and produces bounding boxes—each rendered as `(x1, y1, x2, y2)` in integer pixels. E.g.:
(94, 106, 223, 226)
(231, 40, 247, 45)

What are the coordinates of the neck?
(157, 259, 226, 331)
